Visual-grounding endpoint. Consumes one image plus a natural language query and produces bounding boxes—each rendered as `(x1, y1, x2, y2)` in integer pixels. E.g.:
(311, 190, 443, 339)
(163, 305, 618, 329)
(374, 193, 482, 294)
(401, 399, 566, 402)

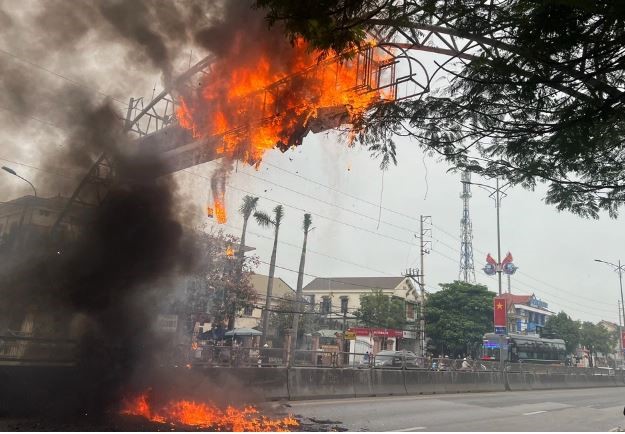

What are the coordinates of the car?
(373, 350, 419, 367)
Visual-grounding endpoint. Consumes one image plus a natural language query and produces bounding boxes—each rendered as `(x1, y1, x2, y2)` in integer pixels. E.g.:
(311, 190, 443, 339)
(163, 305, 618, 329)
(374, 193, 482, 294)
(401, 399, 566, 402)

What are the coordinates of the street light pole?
(2, 166, 37, 197)
(2, 166, 38, 251)
(595, 258, 625, 368)
(495, 178, 502, 296)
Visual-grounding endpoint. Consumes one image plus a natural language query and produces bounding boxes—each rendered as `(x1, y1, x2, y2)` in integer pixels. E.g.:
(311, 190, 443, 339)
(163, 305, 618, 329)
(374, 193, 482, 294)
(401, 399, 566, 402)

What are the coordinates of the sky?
(1, 1, 624, 326)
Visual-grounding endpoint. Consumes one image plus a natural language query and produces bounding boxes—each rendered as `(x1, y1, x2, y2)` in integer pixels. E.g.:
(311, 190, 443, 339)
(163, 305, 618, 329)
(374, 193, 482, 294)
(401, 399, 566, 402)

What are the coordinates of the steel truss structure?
(458, 171, 476, 283)
(50, 23, 527, 234)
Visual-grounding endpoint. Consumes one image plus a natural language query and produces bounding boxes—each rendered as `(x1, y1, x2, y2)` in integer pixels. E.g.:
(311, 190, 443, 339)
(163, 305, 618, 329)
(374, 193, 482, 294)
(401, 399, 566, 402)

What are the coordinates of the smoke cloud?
(0, 0, 282, 420)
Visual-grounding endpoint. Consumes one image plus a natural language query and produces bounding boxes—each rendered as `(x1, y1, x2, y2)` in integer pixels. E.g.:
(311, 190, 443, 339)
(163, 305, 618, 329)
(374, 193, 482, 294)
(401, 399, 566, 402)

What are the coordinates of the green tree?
(168, 229, 257, 329)
(269, 293, 321, 343)
(580, 322, 612, 367)
(425, 281, 495, 358)
(256, 0, 625, 217)
(353, 289, 407, 329)
(542, 311, 580, 354)
(254, 204, 284, 345)
(292, 213, 312, 348)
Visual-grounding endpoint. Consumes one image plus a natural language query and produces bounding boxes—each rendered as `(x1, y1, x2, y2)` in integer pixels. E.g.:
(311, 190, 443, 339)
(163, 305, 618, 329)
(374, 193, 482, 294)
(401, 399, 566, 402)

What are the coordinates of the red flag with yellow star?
(494, 297, 507, 328)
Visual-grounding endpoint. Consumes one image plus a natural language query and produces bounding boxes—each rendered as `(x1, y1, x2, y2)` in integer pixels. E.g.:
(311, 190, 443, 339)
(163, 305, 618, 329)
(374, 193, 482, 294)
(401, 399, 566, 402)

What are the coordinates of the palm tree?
(227, 195, 259, 330)
(292, 213, 312, 349)
(254, 204, 284, 345)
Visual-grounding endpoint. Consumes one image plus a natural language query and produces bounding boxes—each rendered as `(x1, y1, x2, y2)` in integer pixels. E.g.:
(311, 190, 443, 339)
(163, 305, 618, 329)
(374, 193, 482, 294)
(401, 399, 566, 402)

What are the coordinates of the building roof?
(0, 195, 69, 211)
(303, 276, 407, 292)
(500, 293, 532, 305)
(249, 274, 295, 298)
(598, 320, 619, 331)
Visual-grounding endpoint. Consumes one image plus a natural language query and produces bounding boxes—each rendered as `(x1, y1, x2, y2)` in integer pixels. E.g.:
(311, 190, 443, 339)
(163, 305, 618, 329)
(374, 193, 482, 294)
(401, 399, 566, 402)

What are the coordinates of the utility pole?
(403, 216, 431, 358)
(403, 268, 423, 356)
(619, 300, 623, 367)
(594, 258, 625, 369)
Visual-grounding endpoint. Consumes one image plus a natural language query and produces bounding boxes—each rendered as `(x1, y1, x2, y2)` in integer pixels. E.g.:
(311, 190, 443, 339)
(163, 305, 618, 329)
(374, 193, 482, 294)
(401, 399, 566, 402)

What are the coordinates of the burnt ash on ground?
(0, 414, 349, 432)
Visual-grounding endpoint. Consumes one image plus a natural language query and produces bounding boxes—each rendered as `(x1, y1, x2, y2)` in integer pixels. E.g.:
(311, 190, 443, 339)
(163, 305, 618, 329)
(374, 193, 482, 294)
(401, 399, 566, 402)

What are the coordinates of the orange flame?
(121, 394, 299, 432)
(176, 39, 394, 167)
(207, 197, 227, 224)
(225, 245, 235, 258)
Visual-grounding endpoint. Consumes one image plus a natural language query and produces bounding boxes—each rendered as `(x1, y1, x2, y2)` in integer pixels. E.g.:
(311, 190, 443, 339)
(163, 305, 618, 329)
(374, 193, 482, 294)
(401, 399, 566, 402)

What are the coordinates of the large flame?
(178, 38, 394, 224)
(177, 39, 393, 166)
(122, 393, 299, 432)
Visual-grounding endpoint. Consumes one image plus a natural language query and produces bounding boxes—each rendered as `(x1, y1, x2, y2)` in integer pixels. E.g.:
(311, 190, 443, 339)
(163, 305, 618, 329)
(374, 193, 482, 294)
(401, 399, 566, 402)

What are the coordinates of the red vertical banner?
(493, 297, 507, 328)
(621, 330, 625, 351)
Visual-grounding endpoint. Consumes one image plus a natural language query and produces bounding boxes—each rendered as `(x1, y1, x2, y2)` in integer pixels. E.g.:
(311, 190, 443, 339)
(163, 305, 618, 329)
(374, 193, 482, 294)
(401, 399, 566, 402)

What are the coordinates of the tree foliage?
(269, 294, 321, 344)
(256, 0, 625, 217)
(542, 311, 581, 354)
(425, 281, 495, 358)
(579, 321, 614, 366)
(173, 229, 258, 327)
(353, 289, 407, 329)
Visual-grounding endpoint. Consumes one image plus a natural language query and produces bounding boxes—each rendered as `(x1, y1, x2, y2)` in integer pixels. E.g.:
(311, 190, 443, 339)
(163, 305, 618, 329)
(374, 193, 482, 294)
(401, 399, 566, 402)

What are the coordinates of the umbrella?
(224, 328, 263, 337)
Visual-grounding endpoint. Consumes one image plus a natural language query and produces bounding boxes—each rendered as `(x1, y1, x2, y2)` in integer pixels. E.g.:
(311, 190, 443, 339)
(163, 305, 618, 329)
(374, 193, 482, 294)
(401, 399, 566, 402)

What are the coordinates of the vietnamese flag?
(494, 297, 507, 327)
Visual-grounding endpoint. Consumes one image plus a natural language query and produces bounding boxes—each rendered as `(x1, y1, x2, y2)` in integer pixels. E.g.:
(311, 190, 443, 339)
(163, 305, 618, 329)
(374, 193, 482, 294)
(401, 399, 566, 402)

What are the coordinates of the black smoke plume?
(0, 0, 290, 419)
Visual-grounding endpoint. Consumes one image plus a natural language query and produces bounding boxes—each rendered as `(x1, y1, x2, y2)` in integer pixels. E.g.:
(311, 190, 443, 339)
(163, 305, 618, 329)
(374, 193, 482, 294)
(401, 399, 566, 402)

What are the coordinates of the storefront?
(347, 327, 417, 354)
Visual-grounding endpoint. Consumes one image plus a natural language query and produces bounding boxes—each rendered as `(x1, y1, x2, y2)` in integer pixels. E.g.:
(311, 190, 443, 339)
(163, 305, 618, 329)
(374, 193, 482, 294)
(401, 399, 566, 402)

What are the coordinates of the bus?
(481, 332, 566, 364)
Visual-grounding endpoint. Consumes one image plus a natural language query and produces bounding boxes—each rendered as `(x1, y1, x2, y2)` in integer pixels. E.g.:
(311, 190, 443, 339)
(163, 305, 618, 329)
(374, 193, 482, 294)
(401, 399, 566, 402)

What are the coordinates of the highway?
(286, 387, 625, 431)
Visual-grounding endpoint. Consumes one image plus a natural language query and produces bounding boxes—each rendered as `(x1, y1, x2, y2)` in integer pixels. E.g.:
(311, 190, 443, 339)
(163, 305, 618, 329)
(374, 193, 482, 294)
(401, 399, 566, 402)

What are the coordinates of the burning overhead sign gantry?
(127, 40, 429, 222)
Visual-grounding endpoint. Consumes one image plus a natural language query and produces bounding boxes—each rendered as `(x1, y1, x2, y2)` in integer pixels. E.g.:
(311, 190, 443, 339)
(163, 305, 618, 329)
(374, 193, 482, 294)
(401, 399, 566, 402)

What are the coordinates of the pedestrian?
(260, 343, 269, 367)
(461, 357, 470, 370)
(363, 351, 370, 365)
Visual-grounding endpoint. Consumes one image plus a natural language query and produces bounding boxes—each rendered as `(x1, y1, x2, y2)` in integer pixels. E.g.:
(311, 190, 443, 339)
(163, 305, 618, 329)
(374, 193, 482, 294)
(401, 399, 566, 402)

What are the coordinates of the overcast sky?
(1, 1, 623, 326)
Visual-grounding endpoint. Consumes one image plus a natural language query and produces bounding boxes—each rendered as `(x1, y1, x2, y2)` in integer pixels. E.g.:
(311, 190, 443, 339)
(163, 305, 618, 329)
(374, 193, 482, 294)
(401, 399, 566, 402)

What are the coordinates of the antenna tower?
(459, 171, 476, 282)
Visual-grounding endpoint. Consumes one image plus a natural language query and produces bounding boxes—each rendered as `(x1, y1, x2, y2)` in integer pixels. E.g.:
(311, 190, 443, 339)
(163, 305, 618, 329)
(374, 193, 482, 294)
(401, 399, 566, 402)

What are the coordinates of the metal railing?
(0, 335, 76, 365)
(190, 345, 286, 368)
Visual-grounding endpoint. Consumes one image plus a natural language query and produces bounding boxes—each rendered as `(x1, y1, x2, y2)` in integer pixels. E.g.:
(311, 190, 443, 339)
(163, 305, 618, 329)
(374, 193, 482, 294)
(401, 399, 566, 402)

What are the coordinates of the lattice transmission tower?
(459, 171, 476, 283)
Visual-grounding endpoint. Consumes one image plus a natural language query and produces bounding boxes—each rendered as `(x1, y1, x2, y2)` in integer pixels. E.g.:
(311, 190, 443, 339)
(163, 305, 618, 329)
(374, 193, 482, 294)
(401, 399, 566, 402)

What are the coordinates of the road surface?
(286, 387, 625, 431)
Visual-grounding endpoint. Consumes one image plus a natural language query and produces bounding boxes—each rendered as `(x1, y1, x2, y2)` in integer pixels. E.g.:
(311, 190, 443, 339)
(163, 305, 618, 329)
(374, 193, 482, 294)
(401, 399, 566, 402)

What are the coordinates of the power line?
(237, 168, 418, 234)
(220, 220, 393, 276)
(262, 161, 419, 222)
(1, 156, 615, 320)
(183, 169, 415, 247)
(0, 47, 128, 106)
(0, 106, 65, 130)
(255, 162, 618, 315)
(430, 220, 619, 309)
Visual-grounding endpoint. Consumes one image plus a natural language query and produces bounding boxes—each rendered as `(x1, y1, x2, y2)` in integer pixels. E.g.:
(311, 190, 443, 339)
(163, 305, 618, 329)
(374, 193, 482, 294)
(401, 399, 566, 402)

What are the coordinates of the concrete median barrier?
(506, 372, 532, 391)
(353, 368, 374, 397)
(287, 367, 355, 400)
(0, 365, 102, 416)
(471, 371, 507, 392)
(404, 370, 437, 395)
(370, 368, 407, 396)
(225, 368, 289, 400)
(450, 371, 476, 393)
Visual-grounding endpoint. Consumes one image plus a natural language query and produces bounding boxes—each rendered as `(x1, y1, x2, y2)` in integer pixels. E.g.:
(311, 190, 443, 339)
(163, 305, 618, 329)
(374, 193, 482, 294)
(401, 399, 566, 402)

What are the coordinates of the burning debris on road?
(120, 392, 299, 432)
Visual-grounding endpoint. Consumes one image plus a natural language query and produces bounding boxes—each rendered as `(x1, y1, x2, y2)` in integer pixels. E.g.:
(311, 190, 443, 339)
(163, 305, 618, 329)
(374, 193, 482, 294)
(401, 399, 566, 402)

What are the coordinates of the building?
(500, 293, 554, 335)
(234, 274, 295, 331)
(0, 195, 89, 340)
(0, 194, 87, 255)
(302, 276, 421, 353)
